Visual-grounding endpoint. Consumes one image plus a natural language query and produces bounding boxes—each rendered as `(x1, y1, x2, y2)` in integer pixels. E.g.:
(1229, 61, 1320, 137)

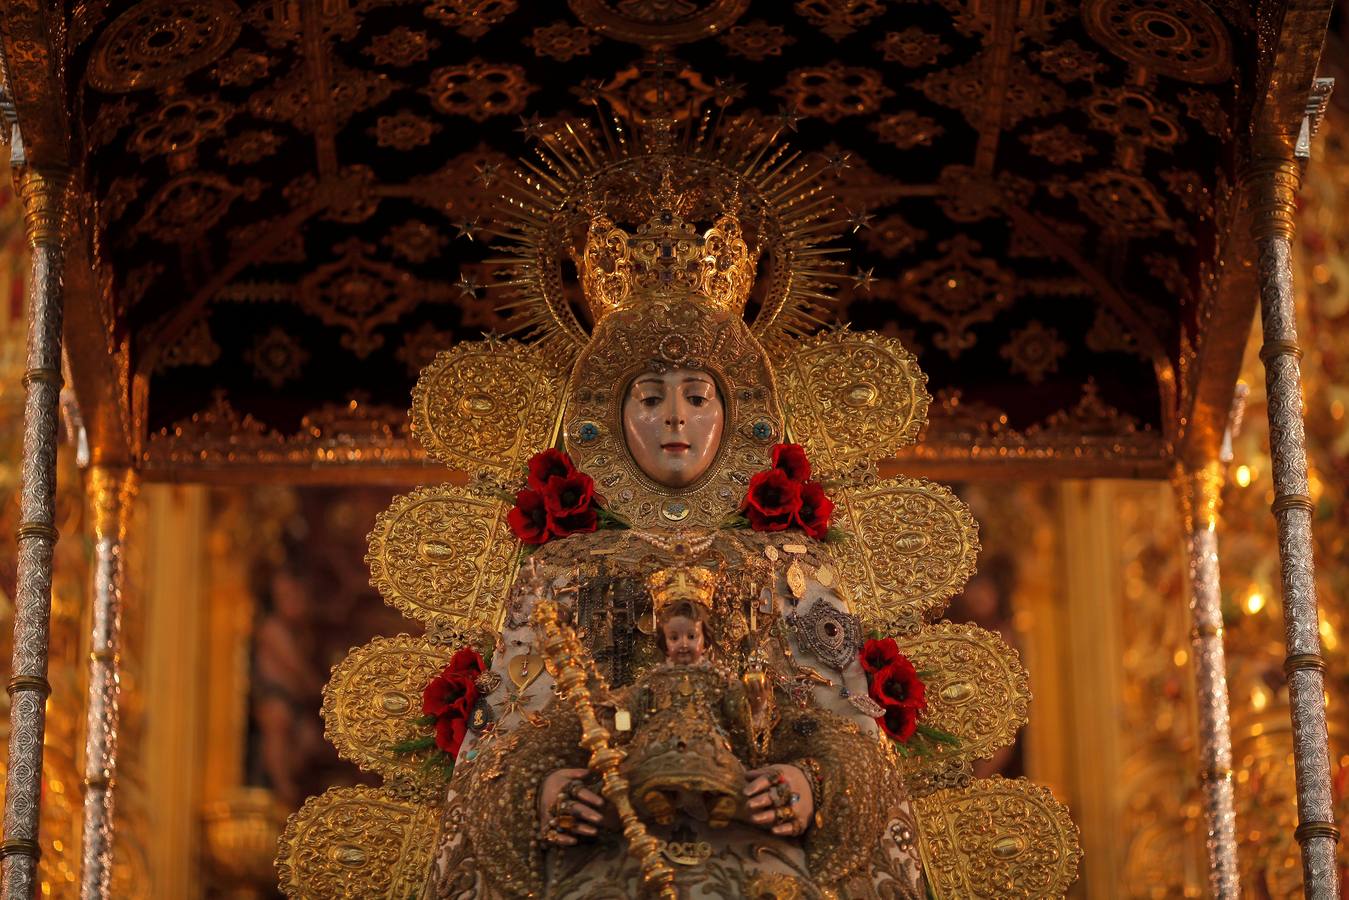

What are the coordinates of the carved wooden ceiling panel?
(65, 0, 1257, 473)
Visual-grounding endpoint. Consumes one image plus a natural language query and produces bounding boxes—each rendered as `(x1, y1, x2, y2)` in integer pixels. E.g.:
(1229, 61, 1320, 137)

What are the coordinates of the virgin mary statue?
(276, 112, 1081, 900)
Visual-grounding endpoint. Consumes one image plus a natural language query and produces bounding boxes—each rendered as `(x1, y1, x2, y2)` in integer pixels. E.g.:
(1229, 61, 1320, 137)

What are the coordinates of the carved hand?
(538, 767, 607, 846)
(743, 765, 815, 837)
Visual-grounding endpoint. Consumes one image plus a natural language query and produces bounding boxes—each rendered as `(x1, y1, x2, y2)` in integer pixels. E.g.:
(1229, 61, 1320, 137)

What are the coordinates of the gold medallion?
(764, 545, 780, 562)
(783, 543, 808, 555)
(815, 564, 835, 587)
(507, 653, 545, 691)
(786, 560, 807, 598)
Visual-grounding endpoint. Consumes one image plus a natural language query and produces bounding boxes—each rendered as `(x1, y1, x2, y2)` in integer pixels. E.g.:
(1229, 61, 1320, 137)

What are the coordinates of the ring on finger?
(774, 804, 796, 824)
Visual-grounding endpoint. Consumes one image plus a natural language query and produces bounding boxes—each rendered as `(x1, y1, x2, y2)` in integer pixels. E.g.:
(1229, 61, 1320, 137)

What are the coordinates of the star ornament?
(851, 267, 877, 293)
(457, 274, 482, 300)
(847, 208, 875, 233)
(515, 113, 548, 142)
(454, 217, 481, 242)
(475, 162, 501, 187)
(773, 106, 803, 134)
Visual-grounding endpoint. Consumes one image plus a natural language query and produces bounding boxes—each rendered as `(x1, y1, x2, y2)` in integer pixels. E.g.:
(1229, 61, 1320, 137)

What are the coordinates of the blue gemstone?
(839, 687, 851, 698)
(578, 422, 600, 442)
(752, 421, 772, 440)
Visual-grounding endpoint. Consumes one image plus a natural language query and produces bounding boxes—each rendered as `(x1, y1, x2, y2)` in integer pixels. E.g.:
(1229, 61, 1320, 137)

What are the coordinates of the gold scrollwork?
(830, 477, 980, 630)
(365, 483, 516, 635)
(320, 634, 451, 799)
(275, 785, 439, 899)
(409, 337, 564, 477)
(776, 329, 930, 473)
(915, 776, 1082, 899)
(898, 623, 1030, 774)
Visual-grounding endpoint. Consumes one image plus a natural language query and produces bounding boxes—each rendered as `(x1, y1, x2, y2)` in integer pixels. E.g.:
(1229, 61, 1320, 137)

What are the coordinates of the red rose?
(527, 448, 575, 491)
(447, 646, 485, 679)
(422, 648, 486, 757)
(870, 655, 927, 742)
(772, 443, 811, 482)
(551, 506, 599, 538)
(542, 471, 595, 517)
(794, 481, 834, 539)
(435, 711, 470, 756)
(859, 637, 901, 674)
(742, 469, 802, 531)
(869, 656, 926, 709)
(880, 704, 921, 742)
(508, 489, 552, 545)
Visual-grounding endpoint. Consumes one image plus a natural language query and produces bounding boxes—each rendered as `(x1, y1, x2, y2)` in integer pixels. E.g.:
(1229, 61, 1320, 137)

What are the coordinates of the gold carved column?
(1242, 145, 1342, 898)
(1, 165, 71, 900)
(1173, 454, 1240, 899)
(79, 466, 138, 899)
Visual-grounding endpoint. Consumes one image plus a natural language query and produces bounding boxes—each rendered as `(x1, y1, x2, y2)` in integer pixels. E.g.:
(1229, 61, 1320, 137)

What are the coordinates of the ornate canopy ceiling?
(3, 0, 1330, 480)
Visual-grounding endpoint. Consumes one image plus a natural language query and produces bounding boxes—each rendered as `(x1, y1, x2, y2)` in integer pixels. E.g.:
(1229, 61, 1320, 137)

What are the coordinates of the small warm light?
(1309, 472, 1324, 502)
(1235, 465, 1252, 487)
(1332, 400, 1345, 421)
(1174, 649, 1188, 667)
(1245, 590, 1266, 615)
(946, 278, 958, 288)
(1313, 263, 1331, 283)
(1252, 684, 1269, 711)
(1320, 618, 1339, 651)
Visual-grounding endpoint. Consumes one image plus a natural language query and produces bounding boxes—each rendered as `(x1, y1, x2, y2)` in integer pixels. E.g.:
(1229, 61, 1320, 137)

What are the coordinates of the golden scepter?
(530, 596, 678, 900)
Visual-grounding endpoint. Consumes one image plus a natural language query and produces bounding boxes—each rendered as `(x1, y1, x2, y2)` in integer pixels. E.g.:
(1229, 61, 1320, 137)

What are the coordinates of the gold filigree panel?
(776, 329, 930, 472)
(365, 483, 516, 634)
(832, 477, 980, 630)
(409, 338, 563, 477)
(321, 634, 450, 800)
(915, 776, 1082, 899)
(275, 786, 439, 899)
(899, 623, 1029, 774)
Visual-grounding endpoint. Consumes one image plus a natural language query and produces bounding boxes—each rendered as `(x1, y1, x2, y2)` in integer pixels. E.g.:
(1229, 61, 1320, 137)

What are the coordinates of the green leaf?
(390, 735, 437, 754)
(822, 526, 851, 544)
(916, 723, 960, 746)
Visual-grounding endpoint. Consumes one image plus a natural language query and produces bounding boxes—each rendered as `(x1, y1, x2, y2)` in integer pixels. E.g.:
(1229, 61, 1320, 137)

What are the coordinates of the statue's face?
(661, 615, 706, 666)
(622, 368, 724, 488)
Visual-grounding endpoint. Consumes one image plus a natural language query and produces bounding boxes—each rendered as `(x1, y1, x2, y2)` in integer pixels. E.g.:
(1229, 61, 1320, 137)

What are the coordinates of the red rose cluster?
(421, 647, 486, 757)
(508, 449, 601, 545)
(740, 444, 834, 538)
(860, 637, 928, 743)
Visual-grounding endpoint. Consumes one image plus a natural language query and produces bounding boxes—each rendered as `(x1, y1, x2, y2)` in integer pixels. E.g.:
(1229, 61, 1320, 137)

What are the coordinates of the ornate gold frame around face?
(563, 294, 782, 529)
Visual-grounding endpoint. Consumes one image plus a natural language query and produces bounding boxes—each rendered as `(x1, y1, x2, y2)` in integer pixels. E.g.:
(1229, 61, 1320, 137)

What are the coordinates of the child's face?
(662, 615, 705, 665)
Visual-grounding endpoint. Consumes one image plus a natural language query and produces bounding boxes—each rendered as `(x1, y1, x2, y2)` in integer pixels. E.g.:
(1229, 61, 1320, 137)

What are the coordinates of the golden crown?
(646, 564, 719, 615)
(579, 205, 758, 325)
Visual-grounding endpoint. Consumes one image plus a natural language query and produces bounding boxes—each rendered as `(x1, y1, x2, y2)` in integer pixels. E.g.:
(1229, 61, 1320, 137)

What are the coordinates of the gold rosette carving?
(777, 329, 930, 473)
(898, 623, 1030, 775)
(914, 776, 1082, 899)
(321, 634, 451, 799)
(365, 483, 516, 634)
(831, 477, 980, 630)
(275, 785, 439, 899)
(409, 337, 564, 475)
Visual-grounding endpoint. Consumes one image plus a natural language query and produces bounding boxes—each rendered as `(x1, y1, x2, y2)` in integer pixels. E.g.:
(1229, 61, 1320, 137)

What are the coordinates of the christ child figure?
(619, 589, 757, 830)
